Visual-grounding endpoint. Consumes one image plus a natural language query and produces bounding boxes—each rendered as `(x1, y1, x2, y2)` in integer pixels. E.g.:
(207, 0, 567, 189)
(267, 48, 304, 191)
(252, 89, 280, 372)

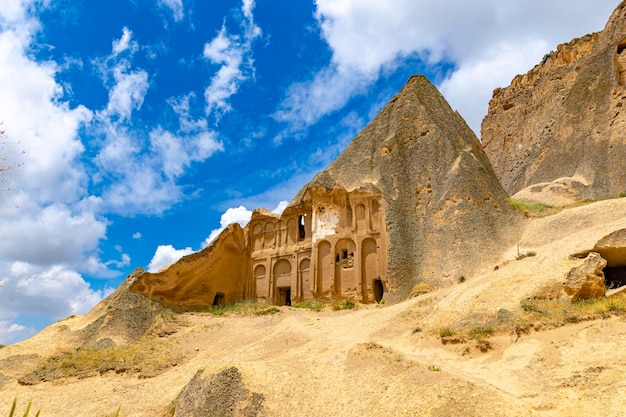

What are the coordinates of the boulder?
(483, 1, 626, 200)
(174, 367, 265, 417)
(564, 252, 607, 302)
(593, 228, 626, 266)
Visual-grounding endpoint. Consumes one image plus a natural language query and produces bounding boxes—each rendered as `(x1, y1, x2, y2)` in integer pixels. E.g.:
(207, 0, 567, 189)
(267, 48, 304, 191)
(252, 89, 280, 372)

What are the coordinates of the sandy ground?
(2, 198, 626, 417)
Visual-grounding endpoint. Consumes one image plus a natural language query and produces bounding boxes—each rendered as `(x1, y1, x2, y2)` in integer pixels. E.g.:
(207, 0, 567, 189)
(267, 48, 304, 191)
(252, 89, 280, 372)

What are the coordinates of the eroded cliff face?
(483, 1, 626, 202)
(130, 223, 250, 310)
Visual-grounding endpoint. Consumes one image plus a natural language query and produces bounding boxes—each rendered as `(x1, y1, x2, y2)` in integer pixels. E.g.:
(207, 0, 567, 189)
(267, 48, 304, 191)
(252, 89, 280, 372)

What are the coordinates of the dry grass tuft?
(17, 338, 184, 385)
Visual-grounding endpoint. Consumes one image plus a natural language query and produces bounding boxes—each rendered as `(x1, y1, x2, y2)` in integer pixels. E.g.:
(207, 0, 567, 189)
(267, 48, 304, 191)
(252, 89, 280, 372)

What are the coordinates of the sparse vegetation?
(515, 240, 537, 260)
(438, 327, 455, 338)
(516, 250, 537, 260)
(254, 307, 280, 316)
(428, 364, 441, 372)
(507, 198, 557, 217)
(332, 299, 358, 311)
(204, 302, 280, 316)
(291, 299, 325, 311)
(18, 339, 184, 385)
(410, 283, 434, 298)
(518, 293, 626, 330)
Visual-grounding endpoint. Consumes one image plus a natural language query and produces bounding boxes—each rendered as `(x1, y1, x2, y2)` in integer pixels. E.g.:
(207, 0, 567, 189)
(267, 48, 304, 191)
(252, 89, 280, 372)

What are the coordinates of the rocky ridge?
(483, 1, 626, 202)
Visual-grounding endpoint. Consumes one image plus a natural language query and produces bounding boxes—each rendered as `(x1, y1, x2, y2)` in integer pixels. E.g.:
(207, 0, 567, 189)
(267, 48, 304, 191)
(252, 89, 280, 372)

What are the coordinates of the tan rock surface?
(3, 198, 626, 417)
(483, 1, 626, 200)
(563, 252, 607, 302)
(130, 223, 250, 310)
(593, 228, 626, 266)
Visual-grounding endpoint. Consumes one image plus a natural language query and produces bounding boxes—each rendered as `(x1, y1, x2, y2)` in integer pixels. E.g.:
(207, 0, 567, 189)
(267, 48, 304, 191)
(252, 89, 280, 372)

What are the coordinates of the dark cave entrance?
(604, 266, 626, 289)
(212, 292, 225, 307)
(277, 287, 291, 306)
(373, 279, 384, 303)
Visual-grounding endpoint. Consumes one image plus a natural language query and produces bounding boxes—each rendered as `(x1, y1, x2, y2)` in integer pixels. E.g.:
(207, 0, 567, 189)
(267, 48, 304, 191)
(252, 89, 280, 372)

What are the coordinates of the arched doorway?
(299, 258, 311, 300)
(273, 259, 292, 306)
(317, 240, 331, 296)
(334, 238, 356, 296)
(361, 238, 379, 302)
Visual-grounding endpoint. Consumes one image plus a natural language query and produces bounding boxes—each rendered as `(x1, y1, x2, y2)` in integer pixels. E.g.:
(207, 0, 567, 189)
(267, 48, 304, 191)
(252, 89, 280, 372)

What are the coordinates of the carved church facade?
(247, 188, 388, 306)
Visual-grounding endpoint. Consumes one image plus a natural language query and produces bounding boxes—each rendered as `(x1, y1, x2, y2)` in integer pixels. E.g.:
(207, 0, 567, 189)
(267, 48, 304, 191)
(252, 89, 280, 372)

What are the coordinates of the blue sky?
(0, 0, 617, 344)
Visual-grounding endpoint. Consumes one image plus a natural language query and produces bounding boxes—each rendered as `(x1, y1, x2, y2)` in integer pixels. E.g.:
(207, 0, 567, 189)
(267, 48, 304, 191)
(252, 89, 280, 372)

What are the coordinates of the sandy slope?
(2, 198, 626, 417)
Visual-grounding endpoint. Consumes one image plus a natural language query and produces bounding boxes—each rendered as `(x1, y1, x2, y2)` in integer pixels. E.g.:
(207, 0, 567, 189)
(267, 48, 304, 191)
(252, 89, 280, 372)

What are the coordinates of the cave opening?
(604, 266, 626, 289)
(373, 279, 384, 303)
(212, 292, 225, 307)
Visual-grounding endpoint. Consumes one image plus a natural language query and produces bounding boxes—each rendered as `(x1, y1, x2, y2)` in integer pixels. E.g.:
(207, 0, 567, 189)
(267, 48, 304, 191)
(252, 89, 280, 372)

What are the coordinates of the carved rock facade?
(131, 75, 517, 308)
(250, 186, 387, 305)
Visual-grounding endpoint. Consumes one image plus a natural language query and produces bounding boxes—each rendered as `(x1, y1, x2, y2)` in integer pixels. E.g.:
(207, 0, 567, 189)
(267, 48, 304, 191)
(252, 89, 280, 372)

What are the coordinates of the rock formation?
(564, 252, 607, 302)
(174, 367, 265, 417)
(482, 1, 626, 203)
(130, 75, 518, 307)
(572, 228, 626, 290)
(79, 268, 171, 346)
(131, 224, 249, 310)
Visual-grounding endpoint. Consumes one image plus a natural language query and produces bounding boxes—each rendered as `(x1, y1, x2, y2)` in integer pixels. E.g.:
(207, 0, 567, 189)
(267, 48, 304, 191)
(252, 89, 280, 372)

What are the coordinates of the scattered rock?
(564, 252, 607, 302)
(174, 367, 265, 417)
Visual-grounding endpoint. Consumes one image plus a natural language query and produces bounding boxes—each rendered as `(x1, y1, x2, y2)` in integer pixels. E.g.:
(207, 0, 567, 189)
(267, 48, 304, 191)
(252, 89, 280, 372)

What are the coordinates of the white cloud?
(203, 0, 262, 118)
(147, 244, 194, 272)
(0, 3, 130, 344)
(202, 200, 288, 247)
(133, 232, 142, 239)
(0, 263, 107, 345)
(0, 320, 33, 346)
(105, 68, 149, 122)
(278, 0, 616, 134)
(92, 33, 222, 216)
(158, 0, 184, 22)
(273, 200, 288, 215)
(203, 205, 253, 247)
(112, 26, 135, 56)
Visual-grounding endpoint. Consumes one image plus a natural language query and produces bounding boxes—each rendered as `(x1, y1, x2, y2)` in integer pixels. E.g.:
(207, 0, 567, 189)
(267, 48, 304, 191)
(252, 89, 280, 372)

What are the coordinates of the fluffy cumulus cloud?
(203, 0, 262, 118)
(147, 245, 194, 273)
(277, 0, 616, 134)
(0, 1, 114, 344)
(0, 263, 111, 345)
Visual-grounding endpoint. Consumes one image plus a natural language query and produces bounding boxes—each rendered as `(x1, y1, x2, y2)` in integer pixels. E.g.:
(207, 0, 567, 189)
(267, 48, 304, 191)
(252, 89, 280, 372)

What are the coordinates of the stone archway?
(361, 238, 379, 302)
(334, 238, 356, 297)
(317, 240, 331, 296)
(273, 259, 292, 305)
